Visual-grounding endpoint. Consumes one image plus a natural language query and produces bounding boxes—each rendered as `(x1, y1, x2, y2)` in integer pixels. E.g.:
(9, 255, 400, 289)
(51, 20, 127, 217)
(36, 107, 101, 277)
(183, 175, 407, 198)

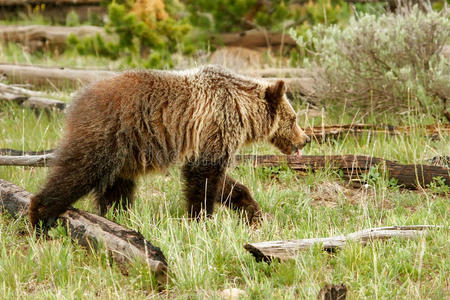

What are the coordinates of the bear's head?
(265, 80, 310, 156)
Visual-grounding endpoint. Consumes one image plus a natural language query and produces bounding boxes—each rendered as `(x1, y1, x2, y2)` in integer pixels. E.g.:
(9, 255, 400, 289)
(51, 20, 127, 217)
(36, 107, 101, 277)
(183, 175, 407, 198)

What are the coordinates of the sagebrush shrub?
(291, 7, 449, 116)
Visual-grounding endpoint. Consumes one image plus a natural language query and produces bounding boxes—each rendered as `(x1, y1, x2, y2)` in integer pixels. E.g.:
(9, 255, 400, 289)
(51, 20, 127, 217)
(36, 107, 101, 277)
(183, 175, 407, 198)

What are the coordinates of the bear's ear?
(265, 80, 285, 111)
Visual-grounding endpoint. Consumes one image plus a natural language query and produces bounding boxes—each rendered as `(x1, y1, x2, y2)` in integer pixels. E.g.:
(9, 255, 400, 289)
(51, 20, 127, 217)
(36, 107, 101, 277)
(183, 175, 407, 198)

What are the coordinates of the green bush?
(291, 7, 450, 115)
(185, 0, 353, 33)
(68, 1, 191, 68)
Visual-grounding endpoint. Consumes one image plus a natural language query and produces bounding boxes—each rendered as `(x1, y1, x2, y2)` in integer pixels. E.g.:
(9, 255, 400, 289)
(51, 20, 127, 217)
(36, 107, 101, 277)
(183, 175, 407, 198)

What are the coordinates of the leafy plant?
(361, 166, 399, 188)
(291, 7, 450, 116)
(185, 0, 353, 33)
(65, 11, 80, 27)
(68, 0, 191, 68)
(426, 176, 449, 194)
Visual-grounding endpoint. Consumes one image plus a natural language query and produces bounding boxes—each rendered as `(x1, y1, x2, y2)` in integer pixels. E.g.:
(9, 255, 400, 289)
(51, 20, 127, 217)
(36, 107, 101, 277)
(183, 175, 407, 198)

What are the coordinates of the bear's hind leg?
(218, 174, 262, 224)
(95, 177, 136, 216)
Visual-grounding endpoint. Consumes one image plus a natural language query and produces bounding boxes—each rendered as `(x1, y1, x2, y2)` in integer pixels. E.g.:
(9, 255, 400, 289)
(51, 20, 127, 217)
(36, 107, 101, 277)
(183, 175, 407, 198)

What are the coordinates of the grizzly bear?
(29, 65, 309, 228)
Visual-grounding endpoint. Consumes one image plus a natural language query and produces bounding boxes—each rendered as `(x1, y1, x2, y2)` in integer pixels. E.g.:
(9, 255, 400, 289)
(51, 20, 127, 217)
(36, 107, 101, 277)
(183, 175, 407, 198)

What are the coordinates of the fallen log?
(236, 155, 450, 189)
(0, 82, 67, 111)
(0, 63, 115, 88)
(0, 63, 315, 95)
(0, 153, 53, 166)
(303, 124, 450, 141)
(0, 148, 54, 156)
(0, 25, 106, 52)
(213, 29, 297, 48)
(244, 225, 440, 262)
(1, 152, 448, 189)
(0, 179, 168, 284)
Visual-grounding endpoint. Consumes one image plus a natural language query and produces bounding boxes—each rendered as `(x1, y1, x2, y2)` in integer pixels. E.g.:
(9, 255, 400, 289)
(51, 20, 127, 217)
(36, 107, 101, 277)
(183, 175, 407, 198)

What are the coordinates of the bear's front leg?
(218, 174, 263, 225)
(182, 158, 226, 219)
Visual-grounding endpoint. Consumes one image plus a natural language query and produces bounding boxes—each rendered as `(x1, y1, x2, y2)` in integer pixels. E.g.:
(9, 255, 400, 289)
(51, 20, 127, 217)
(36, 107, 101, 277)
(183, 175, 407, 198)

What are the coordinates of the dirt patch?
(310, 181, 374, 207)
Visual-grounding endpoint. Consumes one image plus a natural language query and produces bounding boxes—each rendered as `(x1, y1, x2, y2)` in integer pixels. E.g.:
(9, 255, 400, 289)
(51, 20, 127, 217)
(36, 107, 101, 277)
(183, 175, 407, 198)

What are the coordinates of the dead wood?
(0, 25, 105, 52)
(0, 179, 168, 284)
(317, 284, 347, 300)
(213, 29, 297, 48)
(0, 82, 66, 111)
(0, 63, 115, 88)
(0, 153, 53, 166)
(303, 124, 450, 141)
(244, 225, 441, 262)
(0, 148, 53, 156)
(1, 152, 448, 189)
(236, 155, 449, 189)
(0, 63, 315, 95)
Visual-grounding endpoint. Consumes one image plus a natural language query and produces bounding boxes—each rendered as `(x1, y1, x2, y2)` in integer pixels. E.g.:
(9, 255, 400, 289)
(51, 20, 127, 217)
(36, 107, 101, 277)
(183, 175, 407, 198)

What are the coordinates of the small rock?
(221, 288, 247, 299)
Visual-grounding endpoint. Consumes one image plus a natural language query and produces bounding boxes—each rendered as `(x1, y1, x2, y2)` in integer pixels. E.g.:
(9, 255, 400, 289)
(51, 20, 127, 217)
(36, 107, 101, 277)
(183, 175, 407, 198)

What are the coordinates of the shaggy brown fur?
(29, 65, 309, 227)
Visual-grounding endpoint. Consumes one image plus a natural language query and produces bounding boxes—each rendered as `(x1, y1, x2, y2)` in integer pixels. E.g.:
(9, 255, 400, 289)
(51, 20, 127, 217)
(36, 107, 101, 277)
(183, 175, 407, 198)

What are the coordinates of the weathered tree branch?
(0, 179, 168, 284)
(0, 63, 115, 88)
(0, 82, 66, 111)
(1, 153, 448, 189)
(0, 63, 315, 95)
(236, 155, 449, 189)
(0, 148, 54, 156)
(303, 124, 450, 141)
(0, 153, 53, 166)
(0, 25, 106, 52)
(244, 225, 441, 262)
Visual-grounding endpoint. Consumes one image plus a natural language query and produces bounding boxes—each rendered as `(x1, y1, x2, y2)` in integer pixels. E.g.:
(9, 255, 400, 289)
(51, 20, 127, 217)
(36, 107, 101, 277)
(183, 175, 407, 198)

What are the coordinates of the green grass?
(0, 97, 448, 299)
(0, 43, 124, 70)
(0, 6, 448, 298)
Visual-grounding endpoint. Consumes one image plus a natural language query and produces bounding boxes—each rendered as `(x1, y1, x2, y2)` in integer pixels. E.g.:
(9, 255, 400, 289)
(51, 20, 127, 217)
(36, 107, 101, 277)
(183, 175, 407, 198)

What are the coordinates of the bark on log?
(244, 225, 440, 262)
(317, 284, 347, 300)
(0, 148, 53, 156)
(0, 82, 66, 111)
(1, 153, 448, 189)
(0, 179, 168, 284)
(0, 63, 115, 88)
(213, 29, 297, 48)
(303, 124, 450, 141)
(0, 153, 53, 166)
(0, 63, 315, 95)
(0, 25, 105, 52)
(236, 155, 450, 189)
